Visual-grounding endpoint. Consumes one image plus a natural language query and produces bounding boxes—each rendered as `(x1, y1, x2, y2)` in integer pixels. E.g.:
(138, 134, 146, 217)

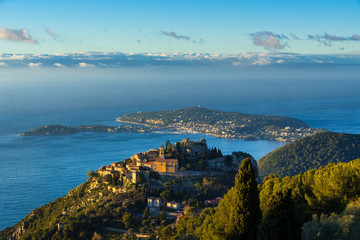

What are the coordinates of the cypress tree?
(226, 158, 261, 240)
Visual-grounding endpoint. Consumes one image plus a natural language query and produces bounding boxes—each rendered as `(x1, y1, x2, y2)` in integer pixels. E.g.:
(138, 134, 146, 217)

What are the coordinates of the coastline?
(117, 119, 295, 142)
(116, 119, 155, 128)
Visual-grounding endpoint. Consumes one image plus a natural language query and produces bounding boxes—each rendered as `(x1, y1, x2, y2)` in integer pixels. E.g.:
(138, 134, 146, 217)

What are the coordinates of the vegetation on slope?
(0, 180, 149, 240)
(302, 198, 360, 240)
(4, 137, 360, 240)
(258, 131, 360, 179)
(165, 158, 360, 240)
(0, 137, 240, 240)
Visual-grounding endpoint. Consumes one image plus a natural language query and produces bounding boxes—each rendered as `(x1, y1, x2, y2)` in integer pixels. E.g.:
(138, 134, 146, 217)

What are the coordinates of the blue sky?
(0, 0, 360, 55)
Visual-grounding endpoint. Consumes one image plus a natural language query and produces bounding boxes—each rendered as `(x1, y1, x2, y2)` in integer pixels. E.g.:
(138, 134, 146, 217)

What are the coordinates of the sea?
(0, 69, 359, 230)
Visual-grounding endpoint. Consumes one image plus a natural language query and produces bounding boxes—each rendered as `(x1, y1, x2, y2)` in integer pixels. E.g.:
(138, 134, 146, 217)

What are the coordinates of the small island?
(117, 106, 323, 142)
(21, 124, 153, 136)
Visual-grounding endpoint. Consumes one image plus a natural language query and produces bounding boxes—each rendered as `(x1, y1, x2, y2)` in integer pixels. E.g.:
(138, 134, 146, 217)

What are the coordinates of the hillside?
(156, 158, 360, 239)
(3, 136, 360, 240)
(258, 131, 360, 179)
(1, 138, 253, 240)
(117, 106, 321, 141)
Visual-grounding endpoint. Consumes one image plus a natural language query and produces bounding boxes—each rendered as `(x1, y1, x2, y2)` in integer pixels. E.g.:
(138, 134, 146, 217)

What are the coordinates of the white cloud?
(251, 31, 288, 51)
(252, 58, 272, 66)
(161, 31, 205, 44)
(28, 62, 42, 68)
(308, 33, 360, 46)
(232, 62, 242, 66)
(0, 62, 7, 66)
(54, 63, 65, 68)
(78, 62, 95, 68)
(161, 31, 191, 41)
(9, 54, 26, 60)
(0, 26, 38, 44)
(44, 27, 62, 42)
(44, 27, 54, 36)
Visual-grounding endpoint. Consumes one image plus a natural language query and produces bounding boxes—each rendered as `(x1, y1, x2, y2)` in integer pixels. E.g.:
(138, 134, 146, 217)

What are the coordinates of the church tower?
(159, 145, 165, 159)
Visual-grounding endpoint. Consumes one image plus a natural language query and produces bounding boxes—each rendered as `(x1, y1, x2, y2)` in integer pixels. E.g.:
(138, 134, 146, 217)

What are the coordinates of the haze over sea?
(1, 67, 360, 229)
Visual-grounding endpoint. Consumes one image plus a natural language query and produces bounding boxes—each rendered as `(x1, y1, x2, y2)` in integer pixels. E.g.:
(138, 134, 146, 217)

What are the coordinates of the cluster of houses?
(97, 145, 179, 185)
(96, 138, 228, 227)
(147, 196, 222, 224)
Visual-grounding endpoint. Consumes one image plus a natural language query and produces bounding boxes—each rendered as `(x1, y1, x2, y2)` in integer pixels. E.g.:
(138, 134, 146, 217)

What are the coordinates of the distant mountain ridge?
(117, 106, 321, 141)
(258, 131, 360, 179)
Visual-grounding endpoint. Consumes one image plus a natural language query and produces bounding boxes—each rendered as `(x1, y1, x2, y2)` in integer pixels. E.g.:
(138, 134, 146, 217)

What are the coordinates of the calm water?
(1, 75, 360, 230)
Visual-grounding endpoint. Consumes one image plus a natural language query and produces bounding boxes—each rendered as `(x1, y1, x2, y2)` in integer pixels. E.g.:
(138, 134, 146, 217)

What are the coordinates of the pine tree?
(226, 158, 261, 240)
(257, 189, 301, 240)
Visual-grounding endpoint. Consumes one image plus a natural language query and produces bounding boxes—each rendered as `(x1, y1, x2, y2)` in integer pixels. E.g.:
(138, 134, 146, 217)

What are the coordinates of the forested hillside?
(258, 131, 360, 179)
(169, 158, 360, 240)
(3, 156, 360, 239)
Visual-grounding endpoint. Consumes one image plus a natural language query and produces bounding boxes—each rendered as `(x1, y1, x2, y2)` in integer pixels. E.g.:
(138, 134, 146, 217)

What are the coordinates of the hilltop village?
(2, 138, 257, 240)
(97, 142, 182, 185)
(96, 138, 256, 185)
(95, 138, 257, 220)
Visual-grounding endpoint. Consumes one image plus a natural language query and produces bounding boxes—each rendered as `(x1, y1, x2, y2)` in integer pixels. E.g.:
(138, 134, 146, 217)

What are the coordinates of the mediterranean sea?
(1, 75, 359, 230)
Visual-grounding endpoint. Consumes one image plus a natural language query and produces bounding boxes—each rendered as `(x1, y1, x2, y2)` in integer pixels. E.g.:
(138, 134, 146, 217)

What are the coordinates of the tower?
(159, 145, 165, 159)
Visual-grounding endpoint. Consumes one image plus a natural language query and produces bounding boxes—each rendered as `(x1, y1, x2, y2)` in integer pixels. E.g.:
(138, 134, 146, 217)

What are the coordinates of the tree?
(143, 207, 150, 220)
(122, 212, 134, 229)
(257, 189, 301, 240)
(165, 140, 173, 155)
(158, 226, 174, 240)
(136, 173, 146, 184)
(86, 170, 96, 179)
(226, 158, 260, 240)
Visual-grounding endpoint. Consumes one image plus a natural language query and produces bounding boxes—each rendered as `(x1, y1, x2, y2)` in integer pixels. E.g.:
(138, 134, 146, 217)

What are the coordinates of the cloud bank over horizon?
(0, 51, 359, 69)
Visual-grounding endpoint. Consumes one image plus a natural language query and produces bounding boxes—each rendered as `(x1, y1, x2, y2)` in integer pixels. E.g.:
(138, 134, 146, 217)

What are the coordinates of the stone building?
(148, 197, 161, 215)
(144, 159, 179, 173)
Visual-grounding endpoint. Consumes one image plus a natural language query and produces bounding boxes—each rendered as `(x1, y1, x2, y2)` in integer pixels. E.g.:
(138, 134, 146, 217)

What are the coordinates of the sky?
(0, 0, 360, 54)
(0, 0, 360, 69)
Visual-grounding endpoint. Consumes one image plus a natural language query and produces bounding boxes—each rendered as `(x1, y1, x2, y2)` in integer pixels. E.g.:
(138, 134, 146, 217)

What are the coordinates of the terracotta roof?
(156, 159, 178, 163)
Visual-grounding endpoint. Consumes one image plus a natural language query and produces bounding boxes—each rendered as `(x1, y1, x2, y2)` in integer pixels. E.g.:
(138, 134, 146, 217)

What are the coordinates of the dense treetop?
(258, 131, 360, 179)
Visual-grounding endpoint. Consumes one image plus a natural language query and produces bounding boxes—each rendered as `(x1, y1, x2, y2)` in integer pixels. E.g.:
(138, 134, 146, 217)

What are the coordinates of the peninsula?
(21, 107, 323, 141)
(117, 106, 323, 142)
(21, 124, 153, 136)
